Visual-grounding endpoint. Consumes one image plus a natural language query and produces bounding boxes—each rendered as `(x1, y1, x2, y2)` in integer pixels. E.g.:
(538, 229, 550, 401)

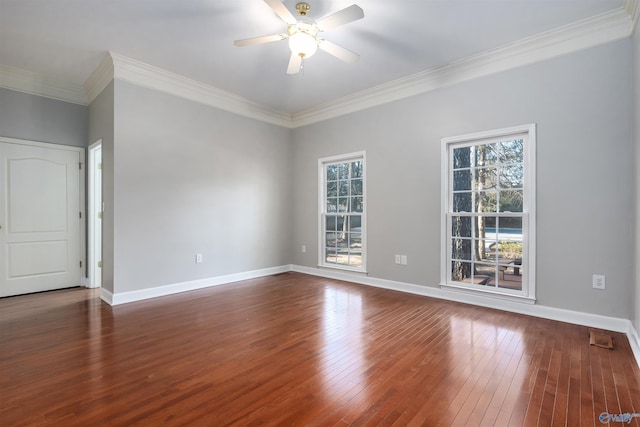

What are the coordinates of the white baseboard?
(291, 265, 640, 368)
(100, 287, 114, 305)
(628, 321, 640, 367)
(104, 265, 291, 306)
(97, 263, 640, 368)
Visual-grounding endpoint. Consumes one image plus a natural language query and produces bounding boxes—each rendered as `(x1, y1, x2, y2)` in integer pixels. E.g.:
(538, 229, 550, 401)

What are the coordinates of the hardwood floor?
(2, 272, 639, 426)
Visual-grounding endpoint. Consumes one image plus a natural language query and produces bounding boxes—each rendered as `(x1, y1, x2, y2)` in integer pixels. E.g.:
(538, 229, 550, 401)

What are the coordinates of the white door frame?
(0, 136, 86, 287)
(88, 140, 102, 288)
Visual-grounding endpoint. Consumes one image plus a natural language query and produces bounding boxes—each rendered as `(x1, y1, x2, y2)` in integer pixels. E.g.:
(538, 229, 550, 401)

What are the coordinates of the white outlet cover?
(593, 274, 605, 289)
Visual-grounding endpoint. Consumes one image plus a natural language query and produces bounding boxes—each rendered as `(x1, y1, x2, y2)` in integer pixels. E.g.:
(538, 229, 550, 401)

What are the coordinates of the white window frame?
(441, 124, 536, 303)
(318, 151, 367, 273)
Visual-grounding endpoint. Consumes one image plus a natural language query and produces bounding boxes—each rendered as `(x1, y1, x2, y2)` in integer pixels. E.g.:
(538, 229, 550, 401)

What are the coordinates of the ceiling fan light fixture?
(234, 1, 364, 74)
(288, 31, 318, 58)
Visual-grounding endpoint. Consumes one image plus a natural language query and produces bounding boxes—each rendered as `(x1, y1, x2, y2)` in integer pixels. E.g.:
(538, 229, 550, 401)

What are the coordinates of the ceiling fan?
(234, 0, 364, 74)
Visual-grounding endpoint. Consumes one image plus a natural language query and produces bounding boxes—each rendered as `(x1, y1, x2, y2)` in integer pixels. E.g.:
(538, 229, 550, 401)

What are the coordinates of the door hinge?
(98, 260, 102, 268)
(79, 211, 82, 219)
(79, 162, 82, 170)
(80, 261, 83, 268)
(98, 163, 102, 170)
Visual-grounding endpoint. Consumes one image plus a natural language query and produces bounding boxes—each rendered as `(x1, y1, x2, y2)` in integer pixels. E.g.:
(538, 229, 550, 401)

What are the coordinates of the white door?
(0, 140, 82, 297)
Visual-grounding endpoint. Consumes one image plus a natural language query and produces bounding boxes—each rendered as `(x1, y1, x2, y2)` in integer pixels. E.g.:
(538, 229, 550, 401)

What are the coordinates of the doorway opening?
(88, 140, 102, 288)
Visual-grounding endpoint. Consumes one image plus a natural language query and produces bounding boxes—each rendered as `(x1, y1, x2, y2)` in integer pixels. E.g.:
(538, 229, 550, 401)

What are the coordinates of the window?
(442, 124, 536, 301)
(319, 152, 366, 272)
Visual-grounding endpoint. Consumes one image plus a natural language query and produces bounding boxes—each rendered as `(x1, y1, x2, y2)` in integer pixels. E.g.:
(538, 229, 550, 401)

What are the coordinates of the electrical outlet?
(395, 255, 401, 264)
(301, 245, 306, 253)
(593, 274, 605, 290)
(401, 255, 408, 265)
(196, 253, 203, 264)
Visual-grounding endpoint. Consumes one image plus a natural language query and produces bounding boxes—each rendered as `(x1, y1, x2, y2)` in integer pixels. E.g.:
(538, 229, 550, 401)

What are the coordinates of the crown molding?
(4, 2, 637, 126)
(0, 64, 87, 105)
(112, 52, 294, 127)
(83, 54, 114, 104)
(292, 6, 634, 127)
(624, 0, 640, 35)
(84, 52, 293, 128)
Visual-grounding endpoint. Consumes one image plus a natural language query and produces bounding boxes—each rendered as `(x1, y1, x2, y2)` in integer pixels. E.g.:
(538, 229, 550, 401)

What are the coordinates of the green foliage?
(497, 241, 522, 259)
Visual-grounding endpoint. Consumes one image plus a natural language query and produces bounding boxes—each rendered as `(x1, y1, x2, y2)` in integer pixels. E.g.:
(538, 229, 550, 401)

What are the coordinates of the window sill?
(318, 264, 368, 275)
(440, 282, 535, 305)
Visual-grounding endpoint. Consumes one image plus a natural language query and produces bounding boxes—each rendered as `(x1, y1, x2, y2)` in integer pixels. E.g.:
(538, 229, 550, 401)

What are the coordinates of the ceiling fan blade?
(318, 40, 360, 64)
(234, 34, 287, 47)
(287, 53, 302, 74)
(316, 4, 364, 31)
(264, 0, 298, 25)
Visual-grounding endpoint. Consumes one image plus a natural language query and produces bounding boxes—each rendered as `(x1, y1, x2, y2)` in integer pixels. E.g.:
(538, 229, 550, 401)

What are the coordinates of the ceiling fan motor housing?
(296, 2, 311, 16)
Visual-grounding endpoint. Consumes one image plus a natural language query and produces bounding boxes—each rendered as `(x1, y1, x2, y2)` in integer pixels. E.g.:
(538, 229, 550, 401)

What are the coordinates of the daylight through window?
(442, 125, 535, 301)
(319, 152, 366, 271)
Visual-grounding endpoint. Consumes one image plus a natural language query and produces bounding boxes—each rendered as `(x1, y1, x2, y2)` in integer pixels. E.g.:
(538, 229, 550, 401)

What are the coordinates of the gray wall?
(4, 35, 635, 323)
(0, 87, 87, 147)
(292, 39, 633, 319)
(88, 82, 115, 294)
(109, 81, 292, 293)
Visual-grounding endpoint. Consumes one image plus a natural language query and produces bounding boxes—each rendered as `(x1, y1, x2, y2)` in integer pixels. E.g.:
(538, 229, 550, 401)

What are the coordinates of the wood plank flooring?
(2, 272, 639, 426)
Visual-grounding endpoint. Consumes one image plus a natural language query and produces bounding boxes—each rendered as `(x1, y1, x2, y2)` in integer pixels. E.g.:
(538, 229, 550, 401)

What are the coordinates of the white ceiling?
(0, 0, 629, 113)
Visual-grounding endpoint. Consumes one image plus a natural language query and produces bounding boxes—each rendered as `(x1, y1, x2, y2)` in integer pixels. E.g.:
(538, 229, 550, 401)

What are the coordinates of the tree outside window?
(443, 125, 535, 301)
(320, 153, 366, 271)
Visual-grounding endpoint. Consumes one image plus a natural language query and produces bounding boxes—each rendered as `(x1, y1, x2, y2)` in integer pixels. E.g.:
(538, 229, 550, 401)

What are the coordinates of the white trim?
(98, 262, 640, 368)
(317, 264, 368, 275)
(441, 124, 536, 301)
(87, 140, 102, 289)
(84, 52, 293, 127)
(291, 265, 640, 368)
(104, 265, 291, 306)
(0, 64, 87, 105)
(624, 0, 640, 35)
(79, 149, 86, 285)
(440, 282, 535, 305)
(100, 287, 114, 305)
(94, 2, 633, 128)
(0, 136, 86, 287)
(291, 265, 627, 330)
(318, 150, 367, 165)
(628, 321, 640, 367)
(441, 123, 537, 145)
(4, 4, 633, 126)
(0, 135, 85, 152)
(440, 137, 448, 287)
(291, 7, 633, 127)
(318, 151, 367, 272)
(83, 54, 114, 104)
